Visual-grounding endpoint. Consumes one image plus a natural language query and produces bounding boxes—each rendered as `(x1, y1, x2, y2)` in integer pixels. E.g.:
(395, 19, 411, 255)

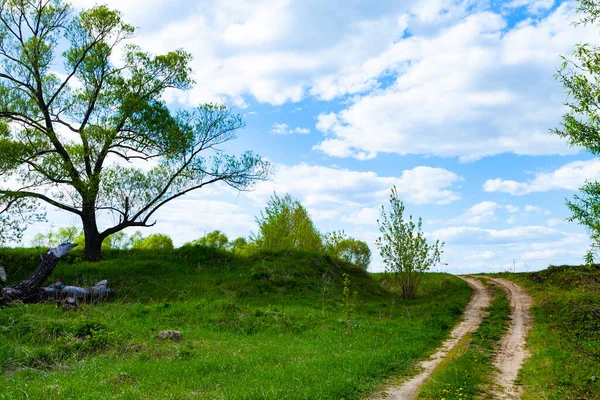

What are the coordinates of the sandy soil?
(488, 278, 533, 400)
(370, 276, 491, 400)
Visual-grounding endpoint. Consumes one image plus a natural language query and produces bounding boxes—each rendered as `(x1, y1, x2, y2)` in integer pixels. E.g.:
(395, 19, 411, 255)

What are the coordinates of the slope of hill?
(0, 247, 471, 399)
(502, 265, 600, 400)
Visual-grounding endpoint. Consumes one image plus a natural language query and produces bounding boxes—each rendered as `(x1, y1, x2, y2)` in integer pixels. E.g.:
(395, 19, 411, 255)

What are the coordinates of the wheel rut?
(369, 276, 533, 400)
(487, 278, 533, 400)
(370, 276, 491, 400)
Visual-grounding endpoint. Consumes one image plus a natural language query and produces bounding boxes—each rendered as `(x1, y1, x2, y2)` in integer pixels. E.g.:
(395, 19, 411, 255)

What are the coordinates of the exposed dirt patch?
(488, 278, 533, 400)
(370, 276, 491, 400)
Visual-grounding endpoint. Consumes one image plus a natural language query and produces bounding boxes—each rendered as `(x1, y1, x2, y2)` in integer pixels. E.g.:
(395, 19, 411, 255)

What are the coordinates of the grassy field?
(502, 265, 600, 400)
(0, 247, 472, 399)
(417, 279, 511, 400)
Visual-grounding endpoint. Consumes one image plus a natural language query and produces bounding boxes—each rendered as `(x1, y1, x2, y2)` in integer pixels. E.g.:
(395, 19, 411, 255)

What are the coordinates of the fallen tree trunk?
(1, 243, 113, 305)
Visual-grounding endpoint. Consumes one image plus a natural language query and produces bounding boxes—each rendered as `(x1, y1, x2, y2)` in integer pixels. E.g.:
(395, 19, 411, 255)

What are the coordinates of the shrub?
(253, 193, 322, 252)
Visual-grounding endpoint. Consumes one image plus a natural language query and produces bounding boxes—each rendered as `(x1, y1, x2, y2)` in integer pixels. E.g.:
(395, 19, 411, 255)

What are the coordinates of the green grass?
(0, 247, 472, 399)
(417, 279, 511, 400)
(499, 265, 600, 400)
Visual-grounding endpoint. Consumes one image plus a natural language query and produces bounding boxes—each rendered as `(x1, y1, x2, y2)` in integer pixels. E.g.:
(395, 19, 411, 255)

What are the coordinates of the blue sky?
(23, 0, 600, 273)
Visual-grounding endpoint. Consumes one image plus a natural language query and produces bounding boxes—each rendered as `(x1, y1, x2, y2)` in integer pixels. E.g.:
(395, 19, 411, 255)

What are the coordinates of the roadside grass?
(417, 279, 511, 400)
(500, 265, 600, 400)
(0, 247, 472, 399)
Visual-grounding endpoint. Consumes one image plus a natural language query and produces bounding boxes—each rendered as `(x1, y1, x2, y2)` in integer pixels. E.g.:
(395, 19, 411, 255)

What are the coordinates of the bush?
(253, 193, 322, 252)
(323, 231, 371, 270)
(132, 233, 174, 250)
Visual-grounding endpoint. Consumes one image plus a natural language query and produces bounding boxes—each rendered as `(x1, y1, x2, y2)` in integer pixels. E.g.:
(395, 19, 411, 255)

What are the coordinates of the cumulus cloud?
(250, 163, 462, 211)
(432, 225, 563, 245)
(270, 123, 310, 135)
(452, 201, 502, 225)
(483, 159, 600, 195)
(504, 0, 554, 14)
(313, 4, 597, 161)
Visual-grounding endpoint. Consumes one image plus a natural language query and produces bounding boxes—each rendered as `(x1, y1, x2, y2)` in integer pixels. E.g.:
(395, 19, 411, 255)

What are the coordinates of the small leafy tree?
(323, 231, 371, 270)
(186, 230, 229, 248)
(253, 193, 322, 252)
(553, 0, 600, 263)
(376, 186, 443, 299)
(132, 233, 173, 250)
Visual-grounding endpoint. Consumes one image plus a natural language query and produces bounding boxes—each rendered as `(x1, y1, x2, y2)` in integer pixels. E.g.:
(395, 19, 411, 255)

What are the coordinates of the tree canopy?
(186, 230, 229, 248)
(323, 231, 371, 270)
(0, 0, 269, 259)
(253, 193, 322, 253)
(553, 0, 600, 262)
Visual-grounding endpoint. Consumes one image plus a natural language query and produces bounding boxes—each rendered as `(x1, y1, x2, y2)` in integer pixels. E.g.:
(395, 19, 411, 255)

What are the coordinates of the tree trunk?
(82, 207, 102, 261)
(3, 243, 77, 302)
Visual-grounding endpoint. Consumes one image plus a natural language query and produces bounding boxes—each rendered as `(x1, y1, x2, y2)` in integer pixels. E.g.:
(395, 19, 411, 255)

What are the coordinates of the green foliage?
(553, 1, 600, 262)
(186, 230, 229, 248)
(324, 231, 371, 270)
(0, 247, 472, 399)
(30, 226, 131, 250)
(131, 233, 174, 250)
(253, 193, 323, 252)
(565, 182, 600, 263)
(0, 1, 269, 260)
(376, 186, 443, 299)
(0, 199, 45, 245)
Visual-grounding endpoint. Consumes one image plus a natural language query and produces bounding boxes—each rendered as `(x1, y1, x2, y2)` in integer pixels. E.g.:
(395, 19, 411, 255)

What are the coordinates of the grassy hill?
(501, 265, 600, 400)
(0, 247, 471, 399)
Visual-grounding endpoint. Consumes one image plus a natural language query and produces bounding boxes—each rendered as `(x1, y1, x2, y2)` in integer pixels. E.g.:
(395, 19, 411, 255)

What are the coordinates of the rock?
(0, 266, 7, 283)
(157, 330, 182, 341)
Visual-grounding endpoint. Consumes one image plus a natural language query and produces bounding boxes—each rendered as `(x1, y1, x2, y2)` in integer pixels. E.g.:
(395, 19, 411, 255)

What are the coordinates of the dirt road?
(488, 278, 533, 399)
(369, 276, 533, 400)
(370, 276, 491, 400)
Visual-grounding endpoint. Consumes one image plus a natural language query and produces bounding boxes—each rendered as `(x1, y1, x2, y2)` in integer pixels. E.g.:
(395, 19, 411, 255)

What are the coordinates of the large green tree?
(553, 0, 600, 261)
(0, 1, 269, 260)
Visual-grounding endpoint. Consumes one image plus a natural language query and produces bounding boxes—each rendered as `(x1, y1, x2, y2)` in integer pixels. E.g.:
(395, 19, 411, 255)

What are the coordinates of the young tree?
(132, 233, 173, 250)
(376, 186, 443, 299)
(253, 193, 322, 252)
(552, 0, 600, 262)
(323, 231, 371, 270)
(0, 1, 269, 260)
(186, 230, 229, 248)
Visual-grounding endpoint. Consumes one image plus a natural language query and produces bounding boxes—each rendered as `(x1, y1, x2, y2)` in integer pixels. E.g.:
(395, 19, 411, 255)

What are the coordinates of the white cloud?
(483, 159, 600, 195)
(452, 201, 502, 225)
(313, 4, 597, 161)
(546, 218, 565, 227)
(432, 225, 563, 245)
(270, 123, 310, 135)
(505, 205, 519, 213)
(251, 163, 462, 210)
(524, 205, 551, 215)
(464, 250, 495, 260)
(341, 207, 380, 226)
(504, 0, 554, 14)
